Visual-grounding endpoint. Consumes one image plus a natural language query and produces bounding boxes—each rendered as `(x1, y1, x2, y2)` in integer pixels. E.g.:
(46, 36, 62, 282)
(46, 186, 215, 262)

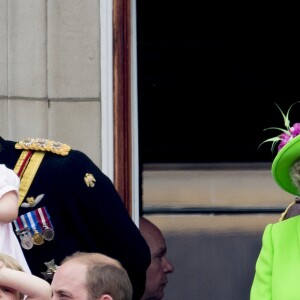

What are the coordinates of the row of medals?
(17, 225, 55, 250)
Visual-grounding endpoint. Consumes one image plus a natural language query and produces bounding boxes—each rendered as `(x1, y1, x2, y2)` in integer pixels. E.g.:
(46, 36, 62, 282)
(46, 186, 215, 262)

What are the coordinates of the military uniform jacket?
(0, 137, 150, 300)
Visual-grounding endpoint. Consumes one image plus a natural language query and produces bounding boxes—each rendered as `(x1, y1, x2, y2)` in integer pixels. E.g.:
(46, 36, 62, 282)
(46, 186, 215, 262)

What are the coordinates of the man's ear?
(99, 294, 113, 300)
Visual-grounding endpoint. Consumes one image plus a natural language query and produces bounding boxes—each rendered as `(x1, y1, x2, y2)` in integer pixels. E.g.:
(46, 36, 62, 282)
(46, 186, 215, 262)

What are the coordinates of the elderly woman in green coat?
(251, 102, 300, 299)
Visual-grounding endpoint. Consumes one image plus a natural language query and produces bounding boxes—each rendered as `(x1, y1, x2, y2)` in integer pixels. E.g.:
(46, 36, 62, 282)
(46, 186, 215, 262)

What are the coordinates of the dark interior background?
(137, 2, 300, 164)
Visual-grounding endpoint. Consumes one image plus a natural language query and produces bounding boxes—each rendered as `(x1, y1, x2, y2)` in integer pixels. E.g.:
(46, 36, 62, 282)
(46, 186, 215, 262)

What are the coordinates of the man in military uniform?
(0, 136, 150, 300)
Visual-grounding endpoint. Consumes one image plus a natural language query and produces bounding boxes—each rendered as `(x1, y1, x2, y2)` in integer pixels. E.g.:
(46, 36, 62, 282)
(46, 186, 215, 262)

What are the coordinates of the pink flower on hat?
(278, 123, 300, 151)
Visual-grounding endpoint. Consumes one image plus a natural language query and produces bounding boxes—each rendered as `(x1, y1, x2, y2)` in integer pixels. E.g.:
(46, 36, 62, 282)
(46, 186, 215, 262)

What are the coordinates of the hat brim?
(272, 134, 300, 196)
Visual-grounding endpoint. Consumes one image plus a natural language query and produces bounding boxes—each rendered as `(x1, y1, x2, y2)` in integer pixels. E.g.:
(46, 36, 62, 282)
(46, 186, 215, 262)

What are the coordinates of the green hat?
(272, 134, 300, 196)
(261, 102, 300, 196)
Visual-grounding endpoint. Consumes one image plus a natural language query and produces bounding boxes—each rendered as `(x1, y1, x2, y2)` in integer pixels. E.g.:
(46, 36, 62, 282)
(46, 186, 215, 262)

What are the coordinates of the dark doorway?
(137, 2, 300, 164)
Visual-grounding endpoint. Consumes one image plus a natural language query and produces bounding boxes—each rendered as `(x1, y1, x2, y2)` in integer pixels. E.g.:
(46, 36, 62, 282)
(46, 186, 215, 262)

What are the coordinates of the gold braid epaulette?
(15, 138, 71, 156)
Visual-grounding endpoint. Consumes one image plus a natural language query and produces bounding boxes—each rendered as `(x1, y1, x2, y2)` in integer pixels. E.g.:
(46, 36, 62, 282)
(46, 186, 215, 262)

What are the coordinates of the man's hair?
(61, 252, 133, 300)
(86, 264, 132, 300)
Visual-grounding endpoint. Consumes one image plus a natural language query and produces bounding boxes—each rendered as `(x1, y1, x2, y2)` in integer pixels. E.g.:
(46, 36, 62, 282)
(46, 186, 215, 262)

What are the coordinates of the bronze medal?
(42, 226, 55, 241)
(32, 230, 44, 245)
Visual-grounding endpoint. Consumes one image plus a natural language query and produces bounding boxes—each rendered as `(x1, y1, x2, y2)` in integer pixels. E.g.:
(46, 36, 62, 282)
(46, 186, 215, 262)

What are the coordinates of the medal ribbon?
(25, 211, 39, 233)
(25, 211, 44, 245)
(35, 207, 55, 241)
(13, 216, 33, 250)
(13, 219, 23, 233)
(36, 207, 53, 229)
(20, 214, 30, 231)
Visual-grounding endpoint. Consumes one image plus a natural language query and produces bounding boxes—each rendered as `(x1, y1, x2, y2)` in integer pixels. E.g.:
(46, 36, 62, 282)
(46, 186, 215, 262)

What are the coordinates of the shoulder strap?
(14, 150, 45, 207)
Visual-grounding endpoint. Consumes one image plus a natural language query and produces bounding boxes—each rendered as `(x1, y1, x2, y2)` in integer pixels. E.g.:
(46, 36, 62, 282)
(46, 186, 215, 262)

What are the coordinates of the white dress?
(0, 164, 31, 274)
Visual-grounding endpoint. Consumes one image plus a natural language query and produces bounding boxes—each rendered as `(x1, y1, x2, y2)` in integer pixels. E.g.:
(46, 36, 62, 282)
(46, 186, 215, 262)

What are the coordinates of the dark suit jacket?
(0, 136, 150, 300)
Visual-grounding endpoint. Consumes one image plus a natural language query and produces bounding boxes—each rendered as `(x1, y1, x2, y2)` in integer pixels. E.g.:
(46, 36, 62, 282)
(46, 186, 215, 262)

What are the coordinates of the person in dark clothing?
(0, 136, 151, 300)
(140, 217, 174, 300)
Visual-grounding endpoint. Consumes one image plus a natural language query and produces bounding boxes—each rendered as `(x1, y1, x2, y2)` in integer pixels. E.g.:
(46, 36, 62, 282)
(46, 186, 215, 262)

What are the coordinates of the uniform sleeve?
(0, 164, 20, 199)
(250, 223, 273, 300)
(58, 150, 151, 300)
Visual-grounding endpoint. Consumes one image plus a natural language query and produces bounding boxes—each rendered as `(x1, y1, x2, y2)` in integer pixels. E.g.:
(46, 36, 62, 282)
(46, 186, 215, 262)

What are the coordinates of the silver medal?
(20, 232, 33, 250)
(42, 226, 55, 241)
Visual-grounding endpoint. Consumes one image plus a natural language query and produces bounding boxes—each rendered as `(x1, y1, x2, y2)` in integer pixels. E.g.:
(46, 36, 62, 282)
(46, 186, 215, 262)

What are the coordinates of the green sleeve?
(250, 223, 273, 300)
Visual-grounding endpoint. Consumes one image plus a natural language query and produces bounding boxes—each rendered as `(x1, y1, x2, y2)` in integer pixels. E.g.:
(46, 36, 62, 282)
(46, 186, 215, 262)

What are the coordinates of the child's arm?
(0, 164, 20, 223)
(0, 191, 19, 222)
(0, 262, 52, 300)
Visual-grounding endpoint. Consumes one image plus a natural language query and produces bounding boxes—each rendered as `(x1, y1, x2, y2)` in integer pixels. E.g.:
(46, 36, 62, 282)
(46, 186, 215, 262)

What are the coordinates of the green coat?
(251, 216, 300, 300)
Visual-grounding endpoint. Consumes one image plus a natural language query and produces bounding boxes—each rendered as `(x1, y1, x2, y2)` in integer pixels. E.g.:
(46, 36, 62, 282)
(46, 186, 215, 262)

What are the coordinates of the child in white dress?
(0, 164, 30, 274)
